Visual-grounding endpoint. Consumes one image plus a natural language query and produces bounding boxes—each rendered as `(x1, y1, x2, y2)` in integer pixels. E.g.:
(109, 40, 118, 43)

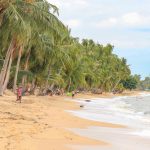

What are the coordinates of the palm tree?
(0, 0, 67, 95)
(0, 1, 132, 95)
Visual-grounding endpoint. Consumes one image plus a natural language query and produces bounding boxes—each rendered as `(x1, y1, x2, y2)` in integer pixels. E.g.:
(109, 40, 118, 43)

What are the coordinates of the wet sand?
(71, 127, 150, 150)
(70, 92, 150, 150)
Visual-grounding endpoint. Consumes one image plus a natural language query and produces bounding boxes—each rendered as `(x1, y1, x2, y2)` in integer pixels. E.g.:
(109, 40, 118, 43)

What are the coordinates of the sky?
(48, 0, 150, 78)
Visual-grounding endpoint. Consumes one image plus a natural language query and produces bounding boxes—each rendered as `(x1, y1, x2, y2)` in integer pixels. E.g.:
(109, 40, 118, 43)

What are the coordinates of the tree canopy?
(0, 0, 136, 95)
(138, 76, 150, 90)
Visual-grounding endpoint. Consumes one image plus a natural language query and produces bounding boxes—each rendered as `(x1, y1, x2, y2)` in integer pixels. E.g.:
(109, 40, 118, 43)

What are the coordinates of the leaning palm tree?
(0, 0, 68, 95)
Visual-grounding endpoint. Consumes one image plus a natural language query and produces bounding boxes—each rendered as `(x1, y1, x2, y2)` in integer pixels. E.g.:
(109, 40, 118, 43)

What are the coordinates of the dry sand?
(75, 90, 143, 99)
(0, 90, 128, 150)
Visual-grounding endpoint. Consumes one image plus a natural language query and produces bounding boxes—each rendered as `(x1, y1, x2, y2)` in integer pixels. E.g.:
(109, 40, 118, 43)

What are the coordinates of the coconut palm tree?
(0, 1, 132, 95)
(0, 0, 68, 95)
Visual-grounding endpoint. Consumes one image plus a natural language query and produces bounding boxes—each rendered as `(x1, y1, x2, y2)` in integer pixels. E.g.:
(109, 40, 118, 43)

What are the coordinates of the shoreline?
(0, 91, 146, 150)
(70, 91, 150, 150)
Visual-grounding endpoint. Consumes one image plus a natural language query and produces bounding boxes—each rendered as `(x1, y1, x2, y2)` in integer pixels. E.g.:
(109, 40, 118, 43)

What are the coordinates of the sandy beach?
(0, 91, 127, 150)
(1, 1, 149, 149)
(1, 90, 150, 150)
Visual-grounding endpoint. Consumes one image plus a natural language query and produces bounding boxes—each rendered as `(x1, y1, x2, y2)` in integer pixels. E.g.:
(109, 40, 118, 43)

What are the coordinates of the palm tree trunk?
(0, 40, 14, 83)
(13, 45, 23, 93)
(0, 39, 15, 96)
(112, 78, 121, 92)
(67, 78, 72, 92)
(46, 66, 51, 89)
(50, 83, 54, 90)
(31, 78, 37, 95)
(2, 51, 13, 92)
(22, 48, 31, 86)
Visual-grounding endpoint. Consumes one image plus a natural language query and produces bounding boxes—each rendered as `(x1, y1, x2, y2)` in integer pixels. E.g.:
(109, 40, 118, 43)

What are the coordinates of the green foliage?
(0, 0, 133, 93)
(122, 75, 139, 90)
(138, 76, 150, 90)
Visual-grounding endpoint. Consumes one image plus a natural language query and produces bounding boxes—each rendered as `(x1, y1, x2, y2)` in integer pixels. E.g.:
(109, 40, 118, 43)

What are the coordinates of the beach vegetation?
(138, 76, 150, 90)
(0, 0, 136, 96)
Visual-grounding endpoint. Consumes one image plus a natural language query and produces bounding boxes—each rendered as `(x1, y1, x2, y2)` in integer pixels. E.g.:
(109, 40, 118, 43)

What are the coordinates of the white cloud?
(48, 0, 89, 9)
(74, 0, 89, 6)
(122, 12, 142, 26)
(94, 12, 150, 29)
(94, 17, 118, 28)
(111, 38, 150, 49)
(64, 19, 81, 28)
(122, 12, 150, 27)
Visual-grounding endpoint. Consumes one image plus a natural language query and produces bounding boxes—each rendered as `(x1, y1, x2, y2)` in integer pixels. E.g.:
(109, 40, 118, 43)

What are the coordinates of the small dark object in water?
(85, 100, 91, 102)
(80, 105, 84, 108)
(144, 111, 150, 115)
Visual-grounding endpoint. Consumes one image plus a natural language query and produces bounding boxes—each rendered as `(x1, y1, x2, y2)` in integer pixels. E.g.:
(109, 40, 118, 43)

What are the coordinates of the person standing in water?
(16, 86, 23, 103)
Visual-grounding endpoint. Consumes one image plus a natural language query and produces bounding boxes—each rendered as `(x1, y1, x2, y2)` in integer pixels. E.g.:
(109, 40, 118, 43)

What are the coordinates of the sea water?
(67, 93, 150, 150)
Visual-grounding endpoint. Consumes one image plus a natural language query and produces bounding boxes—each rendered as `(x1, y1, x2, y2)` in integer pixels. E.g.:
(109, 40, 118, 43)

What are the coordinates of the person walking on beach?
(16, 86, 23, 103)
(72, 91, 75, 98)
